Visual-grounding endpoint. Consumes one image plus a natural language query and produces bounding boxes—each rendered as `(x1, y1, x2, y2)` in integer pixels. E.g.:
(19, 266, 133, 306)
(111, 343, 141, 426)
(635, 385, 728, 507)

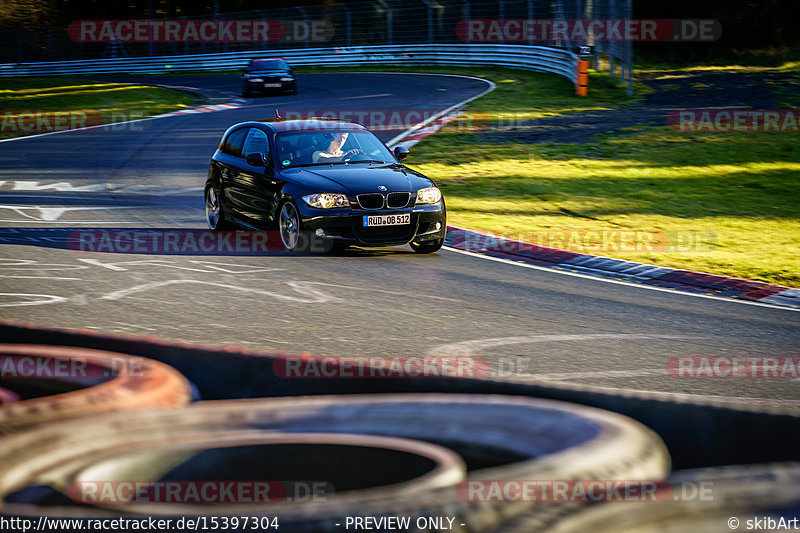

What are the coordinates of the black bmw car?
(241, 58, 297, 97)
(204, 118, 447, 253)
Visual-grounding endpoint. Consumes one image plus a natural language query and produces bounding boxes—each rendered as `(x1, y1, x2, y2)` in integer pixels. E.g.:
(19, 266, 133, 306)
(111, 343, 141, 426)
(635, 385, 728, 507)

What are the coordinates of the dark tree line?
(633, 0, 800, 63)
(2, 0, 798, 63)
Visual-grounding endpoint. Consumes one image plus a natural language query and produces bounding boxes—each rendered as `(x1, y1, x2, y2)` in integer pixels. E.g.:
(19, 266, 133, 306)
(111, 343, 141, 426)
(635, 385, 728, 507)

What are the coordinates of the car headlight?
(416, 187, 442, 205)
(302, 193, 350, 209)
(249, 77, 264, 82)
(280, 77, 294, 81)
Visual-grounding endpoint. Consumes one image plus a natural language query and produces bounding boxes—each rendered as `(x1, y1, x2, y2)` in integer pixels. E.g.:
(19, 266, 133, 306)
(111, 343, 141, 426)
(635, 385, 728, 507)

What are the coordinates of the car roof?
(230, 118, 369, 133)
(249, 59, 288, 65)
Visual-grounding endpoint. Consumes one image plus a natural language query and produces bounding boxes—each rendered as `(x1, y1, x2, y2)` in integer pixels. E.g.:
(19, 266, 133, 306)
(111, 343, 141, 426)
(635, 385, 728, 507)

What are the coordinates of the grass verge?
(0, 77, 195, 139)
(323, 65, 798, 287)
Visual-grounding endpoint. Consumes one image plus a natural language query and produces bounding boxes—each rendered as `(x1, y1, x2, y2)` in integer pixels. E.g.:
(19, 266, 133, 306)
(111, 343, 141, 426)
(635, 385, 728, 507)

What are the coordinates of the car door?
(231, 127, 282, 228)
(215, 127, 248, 222)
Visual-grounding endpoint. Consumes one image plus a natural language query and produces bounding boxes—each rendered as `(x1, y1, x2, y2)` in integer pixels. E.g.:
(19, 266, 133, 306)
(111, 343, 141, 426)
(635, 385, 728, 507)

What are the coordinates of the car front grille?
(357, 194, 384, 209)
(387, 192, 411, 208)
(357, 192, 412, 209)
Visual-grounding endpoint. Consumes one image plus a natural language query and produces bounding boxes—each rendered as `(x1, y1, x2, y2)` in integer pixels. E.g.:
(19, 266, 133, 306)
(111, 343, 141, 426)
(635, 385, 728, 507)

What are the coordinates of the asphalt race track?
(0, 72, 798, 403)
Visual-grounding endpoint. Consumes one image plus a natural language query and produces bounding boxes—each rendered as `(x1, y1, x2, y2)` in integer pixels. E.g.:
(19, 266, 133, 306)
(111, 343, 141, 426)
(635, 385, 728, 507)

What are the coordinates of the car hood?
(282, 165, 434, 194)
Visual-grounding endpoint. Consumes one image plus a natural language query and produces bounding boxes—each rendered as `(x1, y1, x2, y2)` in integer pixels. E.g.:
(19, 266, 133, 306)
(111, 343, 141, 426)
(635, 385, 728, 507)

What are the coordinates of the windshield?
(248, 60, 289, 71)
(275, 130, 396, 168)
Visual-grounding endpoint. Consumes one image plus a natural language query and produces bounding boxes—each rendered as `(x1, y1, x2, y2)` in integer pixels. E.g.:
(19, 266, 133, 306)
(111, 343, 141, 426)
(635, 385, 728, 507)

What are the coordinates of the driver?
(312, 131, 362, 163)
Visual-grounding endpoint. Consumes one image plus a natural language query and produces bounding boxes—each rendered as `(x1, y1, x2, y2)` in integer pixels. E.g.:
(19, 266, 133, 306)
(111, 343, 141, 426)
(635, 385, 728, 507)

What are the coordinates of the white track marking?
(77, 258, 281, 274)
(0, 219, 151, 224)
(78, 258, 233, 273)
(525, 369, 666, 380)
(0, 104, 192, 144)
(443, 246, 800, 312)
(99, 279, 341, 304)
(0, 181, 204, 195)
(341, 93, 393, 100)
(298, 281, 462, 302)
(0, 276, 82, 280)
(186, 261, 284, 274)
(429, 333, 800, 404)
(385, 74, 496, 147)
(428, 333, 705, 356)
(0, 259, 88, 271)
(0, 293, 69, 307)
(9, 181, 108, 192)
(0, 205, 153, 221)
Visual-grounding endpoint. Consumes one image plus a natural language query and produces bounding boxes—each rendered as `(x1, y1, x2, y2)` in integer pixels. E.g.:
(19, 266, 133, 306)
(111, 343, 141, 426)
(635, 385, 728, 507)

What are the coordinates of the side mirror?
(393, 145, 409, 161)
(246, 152, 267, 167)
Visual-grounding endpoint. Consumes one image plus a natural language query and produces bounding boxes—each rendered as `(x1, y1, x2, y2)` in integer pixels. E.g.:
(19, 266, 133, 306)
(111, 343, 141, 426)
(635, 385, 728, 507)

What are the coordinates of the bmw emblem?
(378, 185, 388, 192)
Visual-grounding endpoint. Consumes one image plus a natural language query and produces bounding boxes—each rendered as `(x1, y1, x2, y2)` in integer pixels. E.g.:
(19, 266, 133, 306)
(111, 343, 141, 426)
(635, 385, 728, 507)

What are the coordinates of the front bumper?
(298, 203, 446, 247)
(243, 79, 296, 92)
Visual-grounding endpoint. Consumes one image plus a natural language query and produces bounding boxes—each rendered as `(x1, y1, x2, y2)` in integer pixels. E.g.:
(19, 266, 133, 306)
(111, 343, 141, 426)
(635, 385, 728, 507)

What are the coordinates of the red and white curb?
(152, 84, 247, 115)
(395, 111, 464, 148)
(444, 225, 800, 310)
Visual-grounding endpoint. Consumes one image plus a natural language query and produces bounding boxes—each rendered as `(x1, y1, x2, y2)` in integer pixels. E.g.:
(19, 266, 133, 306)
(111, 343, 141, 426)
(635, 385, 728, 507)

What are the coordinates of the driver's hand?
(346, 149, 362, 155)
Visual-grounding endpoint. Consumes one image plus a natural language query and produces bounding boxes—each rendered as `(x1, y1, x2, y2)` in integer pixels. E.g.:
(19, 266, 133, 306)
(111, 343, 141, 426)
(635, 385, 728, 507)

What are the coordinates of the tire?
(278, 201, 306, 252)
(511, 463, 800, 533)
(410, 237, 444, 254)
(0, 344, 191, 434)
(0, 394, 670, 530)
(205, 183, 232, 231)
(0, 387, 18, 405)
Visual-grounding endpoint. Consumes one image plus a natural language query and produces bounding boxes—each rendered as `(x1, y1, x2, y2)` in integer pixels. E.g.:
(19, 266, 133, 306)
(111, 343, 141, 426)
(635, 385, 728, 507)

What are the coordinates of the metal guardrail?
(0, 44, 580, 86)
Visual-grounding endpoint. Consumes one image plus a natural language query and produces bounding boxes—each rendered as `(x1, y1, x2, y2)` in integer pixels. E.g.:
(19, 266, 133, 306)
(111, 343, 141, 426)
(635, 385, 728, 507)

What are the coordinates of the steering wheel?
(343, 150, 368, 162)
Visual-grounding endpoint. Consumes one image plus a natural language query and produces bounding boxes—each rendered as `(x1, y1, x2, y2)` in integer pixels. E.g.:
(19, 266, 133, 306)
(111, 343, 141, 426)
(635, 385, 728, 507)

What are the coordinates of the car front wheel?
(205, 184, 232, 231)
(279, 201, 304, 252)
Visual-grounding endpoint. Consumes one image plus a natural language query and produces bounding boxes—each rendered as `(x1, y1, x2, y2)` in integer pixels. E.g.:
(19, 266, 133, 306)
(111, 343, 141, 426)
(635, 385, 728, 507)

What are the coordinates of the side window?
(242, 128, 269, 159)
(223, 129, 247, 158)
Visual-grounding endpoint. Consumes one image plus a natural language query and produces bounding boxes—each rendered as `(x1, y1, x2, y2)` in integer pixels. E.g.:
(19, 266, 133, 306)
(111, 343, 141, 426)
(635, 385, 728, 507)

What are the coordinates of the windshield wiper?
(347, 160, 387, 164)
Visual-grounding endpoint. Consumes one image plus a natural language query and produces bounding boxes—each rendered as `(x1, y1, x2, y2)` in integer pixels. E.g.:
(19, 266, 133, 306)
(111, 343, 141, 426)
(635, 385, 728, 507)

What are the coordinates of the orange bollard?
(576, 60, 589, 96)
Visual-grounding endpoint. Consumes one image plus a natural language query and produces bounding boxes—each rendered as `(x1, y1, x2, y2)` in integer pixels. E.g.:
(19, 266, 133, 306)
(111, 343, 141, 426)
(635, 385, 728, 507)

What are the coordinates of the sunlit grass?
(637, 61, 800, 76)
(408, 93, 800, 286)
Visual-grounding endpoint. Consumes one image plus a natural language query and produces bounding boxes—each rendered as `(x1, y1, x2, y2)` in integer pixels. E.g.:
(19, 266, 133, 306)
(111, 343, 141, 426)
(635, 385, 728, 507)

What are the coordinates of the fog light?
(315, 229, 325, 237)
(435, 222, 441, 230)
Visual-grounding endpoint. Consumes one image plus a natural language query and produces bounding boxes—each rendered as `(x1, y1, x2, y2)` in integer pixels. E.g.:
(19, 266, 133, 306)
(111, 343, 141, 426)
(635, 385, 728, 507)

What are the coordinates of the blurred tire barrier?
(69, 433, 466, 516)
(0, 394, 670, 531)
(501, 463, 800, 533)
(0, 344, 192, 433)
(0, 387, 18, 405)
(1, 320, 795, 470)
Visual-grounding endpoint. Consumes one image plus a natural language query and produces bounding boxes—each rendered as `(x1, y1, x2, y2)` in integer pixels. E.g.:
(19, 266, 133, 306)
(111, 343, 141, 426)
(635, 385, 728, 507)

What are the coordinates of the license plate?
(264, 83, 281, 87)
(363, 214, 411, 227)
